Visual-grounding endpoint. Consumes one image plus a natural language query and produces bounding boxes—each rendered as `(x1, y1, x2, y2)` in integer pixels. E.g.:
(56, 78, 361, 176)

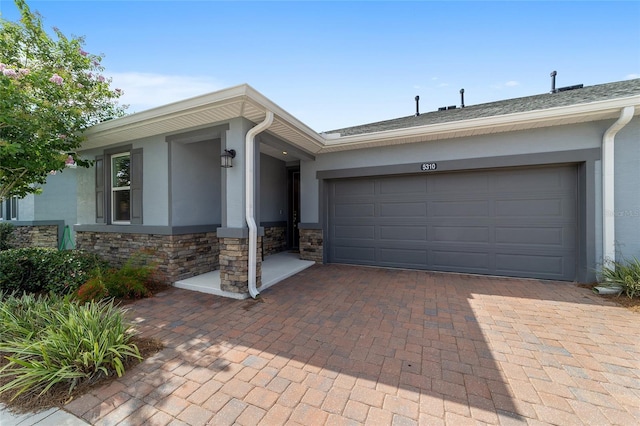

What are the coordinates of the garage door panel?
(380, 226, 427, 241)
(428, 173, 490, 193)
(430, 200, 489, 217)
(380, 202, 427, 217)
(334, 203, 375, 218)
(379, 176, 427, 195)
(495, 198, 561, 216)
(334, 225, 375, 239)
(328, 165, 577, 281)
(433, 226, 490, 243)
(495, 226, 574, 247)
(379, 248, 428, 265)
(334, 180, 375, 196)
(495, 253, 568, 276)
(494, 168, 565, 190)
(334, 246, 376, 263)
(431, 250, 490, 269)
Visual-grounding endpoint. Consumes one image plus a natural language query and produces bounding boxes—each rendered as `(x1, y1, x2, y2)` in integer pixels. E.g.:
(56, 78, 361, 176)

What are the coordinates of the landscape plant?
(0, 248, 107, 294)
(74, 250, 157, 303)
(599, 257, 640, 299)
(0, 292, 141, 400)
(0, 0, 126, 201)
(0, 222, 14, 250)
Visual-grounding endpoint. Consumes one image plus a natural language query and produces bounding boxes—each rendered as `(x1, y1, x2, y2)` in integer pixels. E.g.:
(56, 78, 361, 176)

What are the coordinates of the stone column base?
(299, 228, 323, 263)
(219, 236, 262, 295)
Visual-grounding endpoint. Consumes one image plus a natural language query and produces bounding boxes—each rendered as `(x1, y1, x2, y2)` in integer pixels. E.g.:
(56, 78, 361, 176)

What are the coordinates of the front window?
(10, 197, 17, 220)
(111, 153, 131, 223)
(1, 197, 18, 220)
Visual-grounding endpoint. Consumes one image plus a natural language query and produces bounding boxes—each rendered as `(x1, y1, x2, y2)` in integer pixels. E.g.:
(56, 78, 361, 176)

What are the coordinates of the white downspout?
(246, 111, 274, 298)
(602, 106, 635, 264)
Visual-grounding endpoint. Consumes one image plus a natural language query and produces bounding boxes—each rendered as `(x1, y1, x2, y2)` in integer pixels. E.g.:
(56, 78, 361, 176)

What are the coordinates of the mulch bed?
(0, 336, 163, 414)
(578, 283, 640, 313)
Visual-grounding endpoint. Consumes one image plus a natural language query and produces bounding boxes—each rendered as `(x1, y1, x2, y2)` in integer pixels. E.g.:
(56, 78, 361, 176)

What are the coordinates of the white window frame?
(111, 152, 131, 224)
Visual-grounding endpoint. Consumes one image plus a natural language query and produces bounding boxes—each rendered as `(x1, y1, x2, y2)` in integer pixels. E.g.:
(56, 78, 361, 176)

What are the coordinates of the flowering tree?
(0, 0, 126, 201)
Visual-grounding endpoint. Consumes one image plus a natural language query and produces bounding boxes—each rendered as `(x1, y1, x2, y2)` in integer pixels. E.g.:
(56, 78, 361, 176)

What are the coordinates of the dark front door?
(288, 169, 300, 250)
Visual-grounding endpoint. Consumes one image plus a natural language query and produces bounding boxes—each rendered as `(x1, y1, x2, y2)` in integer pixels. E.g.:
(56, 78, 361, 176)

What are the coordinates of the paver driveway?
(65, 264, 640, 425)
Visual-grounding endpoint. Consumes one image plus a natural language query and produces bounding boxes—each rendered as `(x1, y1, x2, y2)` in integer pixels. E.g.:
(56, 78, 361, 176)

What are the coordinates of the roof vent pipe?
(460, 88, 465, 108)
(550, 70, 557, 93)
(415, 96, 420, 116)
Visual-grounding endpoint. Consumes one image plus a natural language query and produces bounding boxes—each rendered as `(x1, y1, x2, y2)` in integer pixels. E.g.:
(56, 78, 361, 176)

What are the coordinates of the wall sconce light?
(221, 149, 236, 168)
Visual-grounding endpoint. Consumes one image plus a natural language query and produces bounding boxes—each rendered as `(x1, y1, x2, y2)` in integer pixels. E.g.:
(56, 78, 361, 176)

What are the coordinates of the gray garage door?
(328, 165, 577, 281)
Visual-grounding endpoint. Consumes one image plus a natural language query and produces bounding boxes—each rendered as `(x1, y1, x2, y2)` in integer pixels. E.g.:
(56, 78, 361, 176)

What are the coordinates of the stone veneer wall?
(299, 228, 323, 263)
(219, 237, 262, 295)
(11, 225, 58, 249)
(76, 231, 218, 285)
(263, 225, 286, 257)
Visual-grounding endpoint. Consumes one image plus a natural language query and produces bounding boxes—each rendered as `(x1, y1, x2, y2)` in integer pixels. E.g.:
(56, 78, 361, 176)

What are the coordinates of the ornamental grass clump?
(599, 257, 640, 299)
(0, 292, 141, 400)
(74, 250, 156, 303)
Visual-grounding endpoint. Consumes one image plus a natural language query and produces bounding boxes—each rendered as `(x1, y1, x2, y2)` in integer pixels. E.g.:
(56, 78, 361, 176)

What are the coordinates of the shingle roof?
(327, 79, 640, 137)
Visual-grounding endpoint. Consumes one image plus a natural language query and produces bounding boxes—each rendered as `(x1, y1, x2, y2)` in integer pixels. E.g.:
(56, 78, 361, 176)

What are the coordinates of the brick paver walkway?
(64, 264, 640, 425)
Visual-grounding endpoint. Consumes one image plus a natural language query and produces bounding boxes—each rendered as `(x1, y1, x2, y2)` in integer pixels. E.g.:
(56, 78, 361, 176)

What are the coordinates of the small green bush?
(0, 248, 108, 295)
(0, 222, 14, 251)
(599, 257, 640, 298)
(0, 292, 141, 400)
(42, 250, 109, 295)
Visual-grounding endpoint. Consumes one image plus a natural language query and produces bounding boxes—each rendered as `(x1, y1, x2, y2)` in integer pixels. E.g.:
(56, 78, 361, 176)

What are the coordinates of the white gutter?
(602, 106, 635, 264)
(246, 111, 274, 298)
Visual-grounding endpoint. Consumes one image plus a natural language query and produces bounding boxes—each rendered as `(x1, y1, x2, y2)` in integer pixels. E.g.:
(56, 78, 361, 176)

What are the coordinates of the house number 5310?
(421, 163, 437, 171)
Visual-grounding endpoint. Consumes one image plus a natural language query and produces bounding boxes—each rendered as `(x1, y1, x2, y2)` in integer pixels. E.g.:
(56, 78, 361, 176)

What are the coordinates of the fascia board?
(319, 95, 640, 152)
(83, 83, 325, 152)
(86, 84, 251, 135)
(242, 85, 326, 149)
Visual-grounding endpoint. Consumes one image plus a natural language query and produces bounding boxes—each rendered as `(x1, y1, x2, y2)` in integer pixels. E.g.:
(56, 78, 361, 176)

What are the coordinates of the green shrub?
(0, 222, 14, 251)
(0, 248, 52, 293)
(0, 248, 108, 295)
(599, 257, 640, 298)
(42, 250, 109, 295)
(0, 292, 141, 400)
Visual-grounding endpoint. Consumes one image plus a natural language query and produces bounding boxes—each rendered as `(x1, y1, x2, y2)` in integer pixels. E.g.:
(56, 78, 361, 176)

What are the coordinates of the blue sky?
(1, 1, 639, 131)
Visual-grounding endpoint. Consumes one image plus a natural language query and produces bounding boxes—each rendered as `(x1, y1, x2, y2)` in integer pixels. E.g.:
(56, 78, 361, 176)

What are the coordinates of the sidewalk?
(0, 404, 88, 426)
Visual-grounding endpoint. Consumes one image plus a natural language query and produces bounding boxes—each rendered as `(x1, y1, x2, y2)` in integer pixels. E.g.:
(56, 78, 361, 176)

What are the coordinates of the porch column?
(218, 118, 263, 295)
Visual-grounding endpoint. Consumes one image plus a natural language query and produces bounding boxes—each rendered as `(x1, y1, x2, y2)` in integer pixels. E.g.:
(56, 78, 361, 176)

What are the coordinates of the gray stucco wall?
(34, 170, 77, 229)
(260, 153, 287, 223)
(15, 194, 34, 221)
(614, 117, 640, 261)
(170, 139, 221, 226)
(222, 117, 254, 229)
